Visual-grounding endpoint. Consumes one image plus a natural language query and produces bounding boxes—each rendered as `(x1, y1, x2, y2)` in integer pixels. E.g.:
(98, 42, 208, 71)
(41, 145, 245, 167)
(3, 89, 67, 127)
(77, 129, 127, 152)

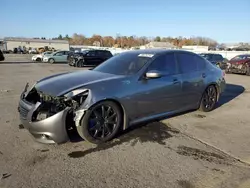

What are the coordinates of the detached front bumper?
(18, 99, 70, 144)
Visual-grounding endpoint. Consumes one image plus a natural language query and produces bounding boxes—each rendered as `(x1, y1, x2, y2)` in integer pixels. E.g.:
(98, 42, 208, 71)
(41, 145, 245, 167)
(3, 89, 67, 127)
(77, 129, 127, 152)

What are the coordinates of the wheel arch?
(48, 57, 55, 62)
(245, 60, 250, 66)
(87, 98, 128, 130)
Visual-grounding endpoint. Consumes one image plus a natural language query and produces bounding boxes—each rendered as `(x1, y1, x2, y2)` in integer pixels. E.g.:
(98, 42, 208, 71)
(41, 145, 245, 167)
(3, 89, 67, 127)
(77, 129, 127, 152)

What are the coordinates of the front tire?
(245, 64, 250, 76)
(199, 85, 217, 112)
(36, 58, 41, 62)
(77, 101, 122, 144)
(49, 58, 55, 64)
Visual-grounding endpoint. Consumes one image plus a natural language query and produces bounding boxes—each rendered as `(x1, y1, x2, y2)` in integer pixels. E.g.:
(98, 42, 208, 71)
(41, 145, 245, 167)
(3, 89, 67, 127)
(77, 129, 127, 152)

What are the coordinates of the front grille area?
(19, 104, 29, 118)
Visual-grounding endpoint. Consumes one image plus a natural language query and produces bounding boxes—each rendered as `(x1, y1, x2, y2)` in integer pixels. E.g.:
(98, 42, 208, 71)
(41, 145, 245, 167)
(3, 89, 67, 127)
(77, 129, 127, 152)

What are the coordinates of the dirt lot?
(0, 62, 250, 188)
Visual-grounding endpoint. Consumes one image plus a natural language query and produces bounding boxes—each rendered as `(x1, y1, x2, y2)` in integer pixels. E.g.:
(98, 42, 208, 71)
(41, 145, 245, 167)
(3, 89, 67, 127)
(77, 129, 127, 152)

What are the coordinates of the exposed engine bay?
(23, 84, 88, 122)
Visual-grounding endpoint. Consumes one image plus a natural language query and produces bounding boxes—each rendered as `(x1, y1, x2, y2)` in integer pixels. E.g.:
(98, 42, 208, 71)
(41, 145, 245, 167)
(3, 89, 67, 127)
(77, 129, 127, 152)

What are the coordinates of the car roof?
(199, 53, 222, 55)
(123, 49, 194, 56)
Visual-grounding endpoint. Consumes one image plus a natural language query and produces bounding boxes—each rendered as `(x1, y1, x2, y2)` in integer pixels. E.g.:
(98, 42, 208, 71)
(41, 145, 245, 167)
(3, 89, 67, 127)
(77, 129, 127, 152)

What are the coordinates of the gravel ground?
(0, 62, 250, 188)
(3, 54, 34, 62)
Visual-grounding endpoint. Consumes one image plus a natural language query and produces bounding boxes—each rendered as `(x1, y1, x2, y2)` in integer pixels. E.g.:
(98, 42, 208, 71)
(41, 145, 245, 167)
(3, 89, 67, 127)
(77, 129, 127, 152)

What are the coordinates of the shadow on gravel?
(68, 121, 179, 158)
(216, 83, 245, 108)
(177, 180, 195, 188)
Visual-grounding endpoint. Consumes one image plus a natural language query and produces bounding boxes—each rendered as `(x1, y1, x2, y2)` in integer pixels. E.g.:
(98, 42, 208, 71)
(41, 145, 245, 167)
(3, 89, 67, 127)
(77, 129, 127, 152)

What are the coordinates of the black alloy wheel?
(199, 85, 217, 112)
(77, 101, 122, 144)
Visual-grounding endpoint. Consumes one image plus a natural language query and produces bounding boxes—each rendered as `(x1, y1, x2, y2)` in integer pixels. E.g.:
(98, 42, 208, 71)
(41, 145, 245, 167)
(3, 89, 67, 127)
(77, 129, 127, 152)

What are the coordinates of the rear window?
(96, 50, 112, 57)
(232, 55, 250, 61)
(178, 53, 206, 73)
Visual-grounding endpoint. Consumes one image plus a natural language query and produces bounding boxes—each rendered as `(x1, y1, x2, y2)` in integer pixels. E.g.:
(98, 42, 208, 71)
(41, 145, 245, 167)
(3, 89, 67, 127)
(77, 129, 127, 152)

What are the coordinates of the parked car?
(43, 50, 70, 63)
(13, 47, 24, 54)
(29, 48, 37, 54)
(199, 53, 228, 70)
(226, 54, 250, 75)
(32, 51, 53, 62)
(67, 49, 113, 67)
(18, 49, 226, 145)
(0, 50, 5, 61)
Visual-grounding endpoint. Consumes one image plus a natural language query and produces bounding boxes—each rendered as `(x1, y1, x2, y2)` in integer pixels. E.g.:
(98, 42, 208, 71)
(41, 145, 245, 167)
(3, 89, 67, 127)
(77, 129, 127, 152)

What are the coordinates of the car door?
(176, 52, 206, 108)
(133, 53, 183, 119)
(95, 51, 105, 65)
(84, 50, 98, 66)
(62, 51, 69, 62)
(53, 51, 64, 62)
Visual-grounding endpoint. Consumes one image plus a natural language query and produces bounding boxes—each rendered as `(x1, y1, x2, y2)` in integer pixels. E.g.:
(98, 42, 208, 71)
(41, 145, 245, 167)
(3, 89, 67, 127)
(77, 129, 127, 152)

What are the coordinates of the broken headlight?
(64, 89, 89, 108)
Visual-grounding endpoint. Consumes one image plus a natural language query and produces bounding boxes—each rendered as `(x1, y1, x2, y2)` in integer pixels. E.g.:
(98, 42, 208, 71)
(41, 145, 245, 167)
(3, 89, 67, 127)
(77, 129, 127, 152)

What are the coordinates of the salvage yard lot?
(1, 62, 250, 188)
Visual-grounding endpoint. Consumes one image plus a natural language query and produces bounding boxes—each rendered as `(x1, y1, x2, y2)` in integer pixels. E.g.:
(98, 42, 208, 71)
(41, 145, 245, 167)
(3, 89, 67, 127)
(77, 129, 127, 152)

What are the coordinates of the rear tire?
(199, 85, 217, 112)
(36, 58, 41, 62)
(76, 101, 122, 144)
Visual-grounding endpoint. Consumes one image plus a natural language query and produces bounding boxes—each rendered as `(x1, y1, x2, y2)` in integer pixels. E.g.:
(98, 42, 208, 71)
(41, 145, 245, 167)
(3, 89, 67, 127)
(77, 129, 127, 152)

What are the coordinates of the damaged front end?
(18, 83, 90, 144)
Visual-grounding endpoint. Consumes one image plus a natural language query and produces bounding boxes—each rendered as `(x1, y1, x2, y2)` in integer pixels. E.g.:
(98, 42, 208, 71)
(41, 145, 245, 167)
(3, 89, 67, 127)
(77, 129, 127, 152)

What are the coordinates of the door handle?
(202, 73, 206, 78)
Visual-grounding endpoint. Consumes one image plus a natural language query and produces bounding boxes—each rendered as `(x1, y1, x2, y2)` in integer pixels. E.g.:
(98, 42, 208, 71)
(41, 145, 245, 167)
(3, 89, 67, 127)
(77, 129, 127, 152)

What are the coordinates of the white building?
(4, 37, 70, 51)
(141, 42, 177, 49)
(182, 45, 209, 52)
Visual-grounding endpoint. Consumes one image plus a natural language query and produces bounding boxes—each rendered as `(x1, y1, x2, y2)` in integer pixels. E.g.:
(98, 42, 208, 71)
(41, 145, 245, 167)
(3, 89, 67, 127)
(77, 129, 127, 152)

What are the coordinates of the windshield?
(92, 52, 152, 75)
(232, 55, 250, 61)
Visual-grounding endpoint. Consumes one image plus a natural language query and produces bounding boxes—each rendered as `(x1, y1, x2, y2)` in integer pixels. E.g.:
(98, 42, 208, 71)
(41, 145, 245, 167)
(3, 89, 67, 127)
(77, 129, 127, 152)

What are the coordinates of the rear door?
(176, 52, 206, 108)
(62, 51, 70, 62)
(95, 51, 106, 65)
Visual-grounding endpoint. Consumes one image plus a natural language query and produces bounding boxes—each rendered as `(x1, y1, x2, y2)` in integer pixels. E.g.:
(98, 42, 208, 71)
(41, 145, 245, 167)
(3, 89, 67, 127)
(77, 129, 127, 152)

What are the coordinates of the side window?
(105, 51, 112, 57)
(177, 53, 205, 73)
(87, 51, 96, 56)
(214, 54, 223, 61)
(55, 52, 63, 56)
(194, 56, 206, 71)
(147, 53, 177, 75)
(97, 51, 104, 56)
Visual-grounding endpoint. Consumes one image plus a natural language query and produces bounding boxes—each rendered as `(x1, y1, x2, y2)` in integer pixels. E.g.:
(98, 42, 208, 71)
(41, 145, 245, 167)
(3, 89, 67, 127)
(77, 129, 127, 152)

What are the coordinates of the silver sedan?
(18, 49, 226, 144)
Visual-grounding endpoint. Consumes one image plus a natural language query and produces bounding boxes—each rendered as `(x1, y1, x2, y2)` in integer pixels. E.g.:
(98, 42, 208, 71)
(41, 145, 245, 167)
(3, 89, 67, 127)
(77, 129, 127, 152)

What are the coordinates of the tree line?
(50, 34, 219, 48)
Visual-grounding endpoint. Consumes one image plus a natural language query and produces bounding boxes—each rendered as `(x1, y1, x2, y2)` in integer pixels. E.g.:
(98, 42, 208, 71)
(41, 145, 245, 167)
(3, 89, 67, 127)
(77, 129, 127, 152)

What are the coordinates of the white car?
(32, 52, 52, 62)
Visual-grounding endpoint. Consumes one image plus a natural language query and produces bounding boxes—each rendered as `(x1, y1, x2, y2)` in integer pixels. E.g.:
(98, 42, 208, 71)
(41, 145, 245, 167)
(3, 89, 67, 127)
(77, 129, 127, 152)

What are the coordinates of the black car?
(68, 49, 113, 67)
(0, 50, 5, 61)
(199, 53, 228, 70)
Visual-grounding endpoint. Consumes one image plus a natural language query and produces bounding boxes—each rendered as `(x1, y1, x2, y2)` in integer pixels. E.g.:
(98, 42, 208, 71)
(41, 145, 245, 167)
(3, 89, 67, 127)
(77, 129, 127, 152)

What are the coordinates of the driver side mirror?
(145, 70, 162, 79)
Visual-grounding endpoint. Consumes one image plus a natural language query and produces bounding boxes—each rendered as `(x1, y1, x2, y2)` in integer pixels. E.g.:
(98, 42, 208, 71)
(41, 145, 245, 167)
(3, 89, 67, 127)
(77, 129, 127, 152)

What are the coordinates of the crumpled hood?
(35, 70, 123, 96)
